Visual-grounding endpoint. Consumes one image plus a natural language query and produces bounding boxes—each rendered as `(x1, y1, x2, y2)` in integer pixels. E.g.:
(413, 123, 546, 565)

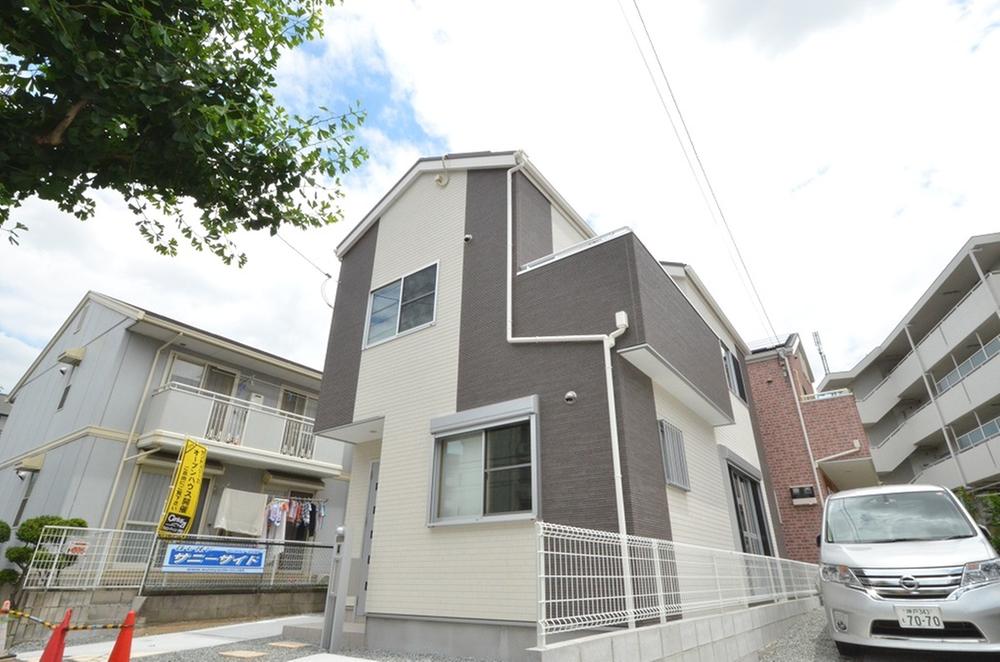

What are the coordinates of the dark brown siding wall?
(633, 244, 733, 421)
(457, 169, 621, 532)
(315, 221, 379, 432)
(512, 172, 553, 267)
(457, 170, 671, 537)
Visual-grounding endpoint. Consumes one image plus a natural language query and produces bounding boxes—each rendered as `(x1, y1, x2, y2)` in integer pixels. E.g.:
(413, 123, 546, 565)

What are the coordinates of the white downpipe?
(505, 155, 636, 628)
(813, 440, 861, 466)
(100, 333, 182, 527)
(780, 350, 825, 505)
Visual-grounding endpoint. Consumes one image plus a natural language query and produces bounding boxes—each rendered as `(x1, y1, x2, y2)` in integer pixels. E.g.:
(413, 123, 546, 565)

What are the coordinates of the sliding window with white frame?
(365, 263, 438, 347)
(428, 396, 538, 525)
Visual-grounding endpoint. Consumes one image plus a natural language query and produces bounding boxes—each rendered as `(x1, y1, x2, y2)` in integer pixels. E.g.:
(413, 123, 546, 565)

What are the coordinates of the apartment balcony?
(872, 349, 1000, 474)
(912, 413, 1000, 488)
(138, 382, 344, 477)
(855, 273, 998, 426)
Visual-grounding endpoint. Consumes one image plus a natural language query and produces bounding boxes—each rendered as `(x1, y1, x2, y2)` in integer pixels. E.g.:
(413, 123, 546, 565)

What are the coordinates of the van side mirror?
(980, 525, 991, 539)
(816, 533, 821, 547)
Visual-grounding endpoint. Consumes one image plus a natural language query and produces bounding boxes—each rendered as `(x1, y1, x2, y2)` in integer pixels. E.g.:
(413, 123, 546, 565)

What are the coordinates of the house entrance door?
(356, 461, 379, 617)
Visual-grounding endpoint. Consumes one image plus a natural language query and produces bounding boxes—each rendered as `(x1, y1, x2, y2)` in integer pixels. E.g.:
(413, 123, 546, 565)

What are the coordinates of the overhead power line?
(616, 0, 779, 341)
(276, 232, 332, 279)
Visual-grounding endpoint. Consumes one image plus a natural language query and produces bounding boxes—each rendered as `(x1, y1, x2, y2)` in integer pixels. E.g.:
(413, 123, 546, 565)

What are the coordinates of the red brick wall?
(746, 347, 871, 563)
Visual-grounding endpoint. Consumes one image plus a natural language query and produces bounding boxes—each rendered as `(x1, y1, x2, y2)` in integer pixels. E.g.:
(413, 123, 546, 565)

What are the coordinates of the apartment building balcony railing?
(855, 272, 998, 425)
(143, 382, 322, 461)
(800, 388, 852, 403)
(912, 413, 1000, 487)
(872, 350, 1000, 474)
(934, 333, 1000, 396)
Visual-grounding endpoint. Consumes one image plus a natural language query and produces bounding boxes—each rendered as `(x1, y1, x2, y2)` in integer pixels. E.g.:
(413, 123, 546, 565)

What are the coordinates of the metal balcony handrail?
(859, 277, 988, 403)
(912, 413, 1000, 483)
(800, 388, 852, 403)
(878, 340, 1000, 448)
(153, 381, 316, 425)
(933, 333, 1000, 396)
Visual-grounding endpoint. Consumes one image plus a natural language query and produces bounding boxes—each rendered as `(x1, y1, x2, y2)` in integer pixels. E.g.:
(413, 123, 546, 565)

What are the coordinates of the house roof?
(7, 291, 321, 401)
(745, 333, 816, 383)
(335, 150, 595, 257)
(659, 261, 753, 356)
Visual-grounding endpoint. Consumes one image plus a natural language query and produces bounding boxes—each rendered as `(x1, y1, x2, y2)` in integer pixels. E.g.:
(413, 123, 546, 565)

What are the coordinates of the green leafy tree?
(1, 0, 367, 265)
(955, 488, 1000, 551)
(3, 515, 88, 589)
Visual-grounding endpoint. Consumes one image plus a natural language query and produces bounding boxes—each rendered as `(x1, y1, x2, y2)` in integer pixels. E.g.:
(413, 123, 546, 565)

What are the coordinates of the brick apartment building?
(745, 334, 878, 562)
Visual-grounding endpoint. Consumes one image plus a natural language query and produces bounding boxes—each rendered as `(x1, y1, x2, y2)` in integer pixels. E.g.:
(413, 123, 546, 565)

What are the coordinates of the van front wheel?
(835, 641, 863, 657)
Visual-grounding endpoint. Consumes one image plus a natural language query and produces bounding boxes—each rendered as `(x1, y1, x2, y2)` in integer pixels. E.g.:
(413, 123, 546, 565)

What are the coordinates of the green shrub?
(15, 515, 68, 545)
(5, 545, 33, 570)
(0, 568, 18, 586)
(0, 520, 10, 545)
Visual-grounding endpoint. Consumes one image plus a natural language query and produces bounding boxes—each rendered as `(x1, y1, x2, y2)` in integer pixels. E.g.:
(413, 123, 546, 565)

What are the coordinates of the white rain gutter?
(100, 332, 182, 527)
(813, 440, 861, 466)
(780, 349, 825, 505)
(505, 153, 636, 627)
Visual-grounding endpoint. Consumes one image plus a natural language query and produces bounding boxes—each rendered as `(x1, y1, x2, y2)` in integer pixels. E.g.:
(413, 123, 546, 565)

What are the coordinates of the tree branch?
(35, 99, 89, 146)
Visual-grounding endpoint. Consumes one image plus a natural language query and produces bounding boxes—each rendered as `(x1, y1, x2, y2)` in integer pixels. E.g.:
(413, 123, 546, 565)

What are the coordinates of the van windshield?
(826, 490, 976, 544)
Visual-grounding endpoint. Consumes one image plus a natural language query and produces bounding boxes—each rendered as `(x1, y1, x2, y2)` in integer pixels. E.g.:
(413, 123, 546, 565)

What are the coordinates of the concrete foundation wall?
(533, 597, 821, 662)
(366, 615, 537, 662)
(11, 588, 325, 643)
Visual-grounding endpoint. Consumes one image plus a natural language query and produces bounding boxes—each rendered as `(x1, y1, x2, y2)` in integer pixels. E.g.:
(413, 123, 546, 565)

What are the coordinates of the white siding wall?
(550, 206, 588, 253)
(350, 172, 536, 622)
(653, 384, 735, 552)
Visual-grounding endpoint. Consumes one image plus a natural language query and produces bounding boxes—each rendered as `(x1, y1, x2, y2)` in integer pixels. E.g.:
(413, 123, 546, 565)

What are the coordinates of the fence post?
(652, 541, 666, 624)
(712, 553, 725, 614)
(321, 527, 351, 652)
(137, 534, 158, 596)
(535, 522, 547, 649)
(45, 529, 69, 590)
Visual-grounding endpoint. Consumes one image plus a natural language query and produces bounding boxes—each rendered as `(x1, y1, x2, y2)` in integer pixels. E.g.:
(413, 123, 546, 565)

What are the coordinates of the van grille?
(853, 566, 964, 599)
(870, 620, 983, 640)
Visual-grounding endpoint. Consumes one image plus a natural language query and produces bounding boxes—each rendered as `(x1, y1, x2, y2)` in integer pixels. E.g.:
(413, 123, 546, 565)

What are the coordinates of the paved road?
(760, 609, 996, 661)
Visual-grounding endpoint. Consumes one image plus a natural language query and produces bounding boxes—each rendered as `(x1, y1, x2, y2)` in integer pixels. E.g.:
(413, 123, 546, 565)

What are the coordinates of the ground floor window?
(120, 469, 211, 560)
(432, 419, 533, 523)
(728, 465, 773, 556)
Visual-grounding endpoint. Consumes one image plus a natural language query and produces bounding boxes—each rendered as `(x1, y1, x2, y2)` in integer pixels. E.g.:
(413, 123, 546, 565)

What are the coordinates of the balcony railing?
(955, 412, 1000, 452)
(801, 388, 852, 403)
(859, 276, 990, 403)
(147, 382, 318, 460)
(934, 334, 1000, 396)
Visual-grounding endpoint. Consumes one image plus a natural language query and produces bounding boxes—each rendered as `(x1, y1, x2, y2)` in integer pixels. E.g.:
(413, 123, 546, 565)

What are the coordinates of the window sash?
(366, 264, 438, 346)
(659, 420, 690, 490)
(432, 418, 534, 523)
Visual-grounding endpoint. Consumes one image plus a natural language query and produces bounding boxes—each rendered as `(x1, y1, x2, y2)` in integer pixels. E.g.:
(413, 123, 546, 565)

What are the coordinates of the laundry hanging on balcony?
(214, 488, 269, 536)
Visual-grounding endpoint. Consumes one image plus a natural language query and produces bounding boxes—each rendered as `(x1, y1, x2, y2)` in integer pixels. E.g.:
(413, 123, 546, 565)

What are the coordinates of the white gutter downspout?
(780, 350, 825, 505)
(506, 154, 636, 628)
(100, 332, 183, 527)
(813, 440, 861, 466)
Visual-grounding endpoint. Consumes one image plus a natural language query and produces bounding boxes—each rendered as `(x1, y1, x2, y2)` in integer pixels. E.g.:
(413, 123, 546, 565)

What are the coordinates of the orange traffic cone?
(106, 611, 135, 662)
(39, 608, 72, 662)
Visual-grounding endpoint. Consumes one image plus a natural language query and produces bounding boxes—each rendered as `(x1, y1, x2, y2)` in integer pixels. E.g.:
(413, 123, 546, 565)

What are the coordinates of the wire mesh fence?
(21, 526, 335, 593)
(536, 521, 818, 646)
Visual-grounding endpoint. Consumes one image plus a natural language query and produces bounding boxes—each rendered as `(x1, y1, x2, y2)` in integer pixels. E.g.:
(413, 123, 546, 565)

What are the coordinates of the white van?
(819, 484, 999, 655)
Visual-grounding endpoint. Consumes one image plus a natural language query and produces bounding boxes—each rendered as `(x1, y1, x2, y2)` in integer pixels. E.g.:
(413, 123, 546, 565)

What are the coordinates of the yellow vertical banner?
(157, 439, 208, 538)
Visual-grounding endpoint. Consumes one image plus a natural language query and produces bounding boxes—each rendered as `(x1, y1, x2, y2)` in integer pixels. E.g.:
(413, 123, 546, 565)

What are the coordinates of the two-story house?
(0, 292, 348, 561)
(315, 151, 784, 661)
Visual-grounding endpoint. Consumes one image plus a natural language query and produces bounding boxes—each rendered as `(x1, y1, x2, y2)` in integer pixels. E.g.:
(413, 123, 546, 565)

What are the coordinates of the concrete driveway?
(760, 609, 996, 661)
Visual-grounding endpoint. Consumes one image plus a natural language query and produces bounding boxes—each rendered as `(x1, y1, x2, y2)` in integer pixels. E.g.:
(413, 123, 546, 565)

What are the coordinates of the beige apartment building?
(821, 234, 1000, 489)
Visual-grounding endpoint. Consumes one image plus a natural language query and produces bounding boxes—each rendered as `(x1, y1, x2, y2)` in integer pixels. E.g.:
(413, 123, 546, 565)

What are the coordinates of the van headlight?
(961, 559, 1000, 587)
(820, 564, 862, 588)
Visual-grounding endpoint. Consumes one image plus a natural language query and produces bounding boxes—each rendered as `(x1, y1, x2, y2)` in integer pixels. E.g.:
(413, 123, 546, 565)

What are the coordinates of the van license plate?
(895, 606, 944, 629)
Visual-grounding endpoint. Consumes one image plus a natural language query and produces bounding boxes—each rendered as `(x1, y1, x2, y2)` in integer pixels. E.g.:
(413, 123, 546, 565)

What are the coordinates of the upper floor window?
(366, 263, 438, 346)
(721, 342, 747, 402)
(659, 419, 690, 490)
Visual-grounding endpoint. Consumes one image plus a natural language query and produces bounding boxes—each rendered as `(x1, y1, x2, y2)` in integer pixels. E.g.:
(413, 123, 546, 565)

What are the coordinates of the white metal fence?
(21, 526, 334, 593)
(536, 522, 818, 647)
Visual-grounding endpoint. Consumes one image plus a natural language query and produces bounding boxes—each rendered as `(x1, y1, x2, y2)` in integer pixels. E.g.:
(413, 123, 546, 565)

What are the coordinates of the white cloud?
(5, 0, 1000, 390)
